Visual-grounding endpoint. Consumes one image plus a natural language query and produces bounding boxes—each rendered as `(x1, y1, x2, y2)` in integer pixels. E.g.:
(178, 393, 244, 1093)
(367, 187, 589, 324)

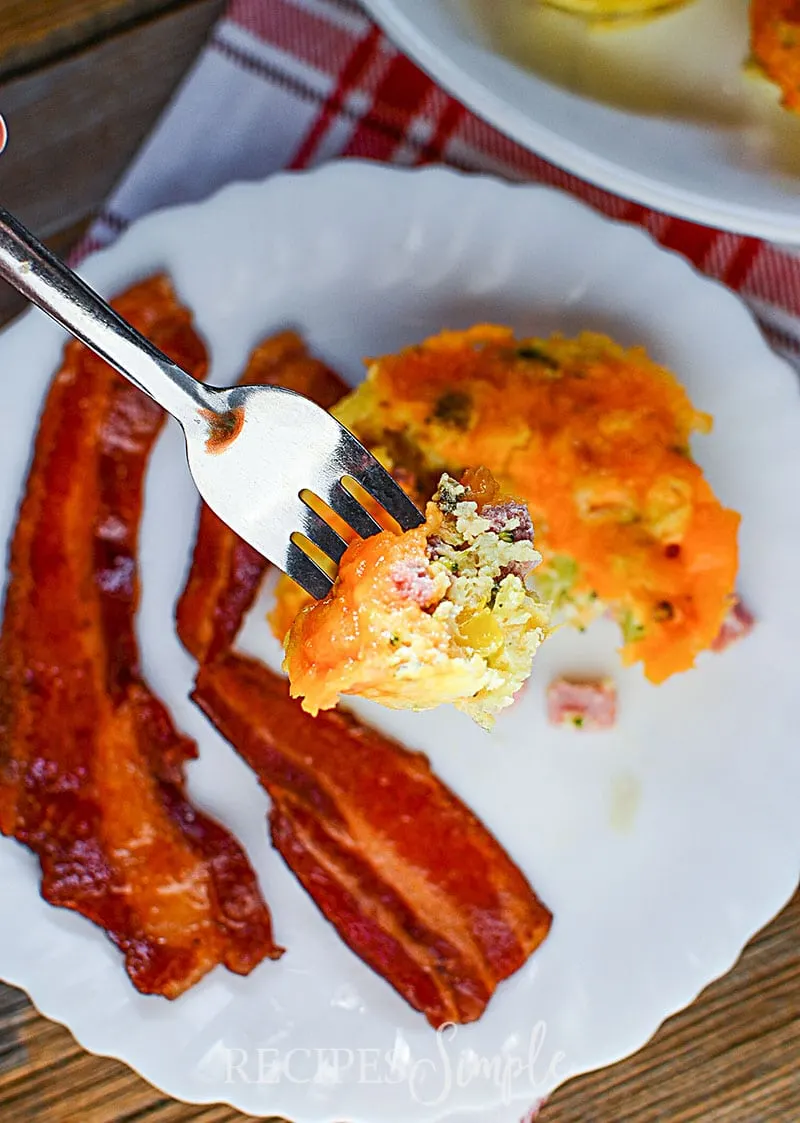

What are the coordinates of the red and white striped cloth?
(80, 0, 800, 366)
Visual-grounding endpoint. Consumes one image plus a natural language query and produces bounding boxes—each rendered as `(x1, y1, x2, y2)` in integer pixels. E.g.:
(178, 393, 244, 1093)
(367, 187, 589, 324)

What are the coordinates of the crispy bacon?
(176, 330, 552, 1024)
(176, 331, 347, 663)
(0, 276, 281, 997)
(193, 651, 553, 1027)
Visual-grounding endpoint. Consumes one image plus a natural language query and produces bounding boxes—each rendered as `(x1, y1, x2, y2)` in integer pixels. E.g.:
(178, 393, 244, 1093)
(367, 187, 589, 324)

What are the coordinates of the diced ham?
(481, 501, 535, 542)
(711, 596, 756, 653)
(390, 559, 439, 606)
(499, 560, 536, 581)
(547, 677, 617, 731)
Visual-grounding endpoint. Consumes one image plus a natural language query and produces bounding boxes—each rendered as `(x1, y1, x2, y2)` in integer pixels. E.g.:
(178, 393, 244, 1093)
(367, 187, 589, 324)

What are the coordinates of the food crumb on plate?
(711, 595, 756, 653)
(609, 772, 641, 834)
(547, 676, 618, 730)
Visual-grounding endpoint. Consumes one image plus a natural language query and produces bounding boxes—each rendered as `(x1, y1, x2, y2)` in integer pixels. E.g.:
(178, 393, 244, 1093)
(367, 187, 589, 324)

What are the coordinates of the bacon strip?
(176, 331, 348, 663)
(193, 651, 553, 1027)
(0, 276, 281, 997)
(177, 330, 552, 1024)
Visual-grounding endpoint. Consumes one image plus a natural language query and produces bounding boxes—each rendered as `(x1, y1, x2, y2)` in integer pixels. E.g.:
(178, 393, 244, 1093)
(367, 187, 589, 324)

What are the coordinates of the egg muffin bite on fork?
(282, 469, 549, 728)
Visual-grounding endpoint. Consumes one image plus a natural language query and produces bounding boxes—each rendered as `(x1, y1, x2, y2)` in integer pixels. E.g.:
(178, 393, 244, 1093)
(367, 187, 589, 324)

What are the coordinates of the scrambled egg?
(750, 0, 800, 113)
(327, 326, 740, 684)
(282, 471, 549, 728)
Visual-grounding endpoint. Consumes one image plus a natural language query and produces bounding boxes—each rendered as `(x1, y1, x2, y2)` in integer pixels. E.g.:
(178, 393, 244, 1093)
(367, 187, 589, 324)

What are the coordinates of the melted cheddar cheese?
(324, 327, 740, 684)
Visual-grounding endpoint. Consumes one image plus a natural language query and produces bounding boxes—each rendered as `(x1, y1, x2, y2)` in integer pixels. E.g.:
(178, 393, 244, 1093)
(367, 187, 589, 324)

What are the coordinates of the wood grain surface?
(0, 0, 192, 80)
(0, 0, 224, 325)
(0, 2, 797, 1121)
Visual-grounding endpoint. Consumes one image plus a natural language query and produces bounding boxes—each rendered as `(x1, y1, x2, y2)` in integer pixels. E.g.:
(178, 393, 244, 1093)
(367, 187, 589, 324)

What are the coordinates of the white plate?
(361, 0, 800, 241)
(1, 163, 799, 1122)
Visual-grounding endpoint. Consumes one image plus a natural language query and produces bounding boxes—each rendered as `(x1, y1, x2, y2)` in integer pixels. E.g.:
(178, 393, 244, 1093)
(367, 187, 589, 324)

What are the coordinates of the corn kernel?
(457, 609, 505, 657)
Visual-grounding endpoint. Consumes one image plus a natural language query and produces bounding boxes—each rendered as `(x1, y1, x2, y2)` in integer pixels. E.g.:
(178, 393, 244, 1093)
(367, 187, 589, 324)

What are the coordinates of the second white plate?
(362, 0, 800, 240)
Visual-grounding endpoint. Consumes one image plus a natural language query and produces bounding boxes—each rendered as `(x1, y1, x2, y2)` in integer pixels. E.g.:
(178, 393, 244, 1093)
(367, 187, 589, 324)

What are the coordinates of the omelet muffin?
(324, 326, 740, 685)
(751, 0, 800, 113)
(282, 470, 549, 728)
(540, 0, 692, 23)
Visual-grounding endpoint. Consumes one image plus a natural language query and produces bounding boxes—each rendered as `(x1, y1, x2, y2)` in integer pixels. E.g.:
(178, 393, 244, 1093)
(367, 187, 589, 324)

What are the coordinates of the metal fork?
(0, 207, 424, 599)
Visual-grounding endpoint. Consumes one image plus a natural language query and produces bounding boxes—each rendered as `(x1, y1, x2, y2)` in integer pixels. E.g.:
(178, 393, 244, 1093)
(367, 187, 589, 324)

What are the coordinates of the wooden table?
(0, 3, 798, 1120)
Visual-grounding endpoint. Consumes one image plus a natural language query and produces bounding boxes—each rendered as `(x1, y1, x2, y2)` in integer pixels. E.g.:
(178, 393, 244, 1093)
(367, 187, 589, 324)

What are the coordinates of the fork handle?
(0, 206, 214, 425)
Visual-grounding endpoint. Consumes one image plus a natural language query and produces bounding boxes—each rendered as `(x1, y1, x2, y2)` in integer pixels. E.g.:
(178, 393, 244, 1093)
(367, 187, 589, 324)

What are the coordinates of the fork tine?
(299, 501, 348, 564)
(349, 459, 426, 531)
(286, 540, 334, 600)
(326, 480, 383, 539)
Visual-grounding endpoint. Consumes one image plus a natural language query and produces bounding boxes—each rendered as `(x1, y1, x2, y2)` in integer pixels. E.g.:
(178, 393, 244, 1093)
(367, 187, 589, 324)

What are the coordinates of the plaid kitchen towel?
(77, 0, 800, 367)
